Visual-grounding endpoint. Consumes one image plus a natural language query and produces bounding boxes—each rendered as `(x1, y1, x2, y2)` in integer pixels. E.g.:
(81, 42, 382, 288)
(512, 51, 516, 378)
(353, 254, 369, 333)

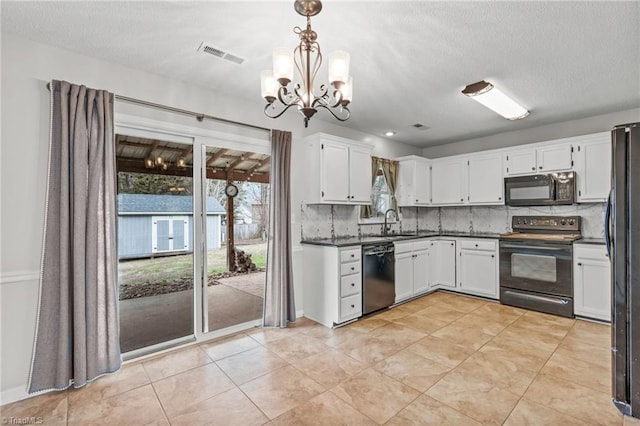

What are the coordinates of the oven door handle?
(502, 290, 570, 305)
(500, 243, 567, 251)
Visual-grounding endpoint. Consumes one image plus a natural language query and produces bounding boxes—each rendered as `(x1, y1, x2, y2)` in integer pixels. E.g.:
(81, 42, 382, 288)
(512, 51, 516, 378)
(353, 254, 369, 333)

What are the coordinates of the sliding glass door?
(116, 134, 195, 354)
(115, 123, 271, 356)
(199, 145, 270, 333)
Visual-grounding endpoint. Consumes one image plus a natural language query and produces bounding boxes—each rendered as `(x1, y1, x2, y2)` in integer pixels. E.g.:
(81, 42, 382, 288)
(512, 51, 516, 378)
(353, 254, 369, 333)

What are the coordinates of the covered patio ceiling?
(116, 134, 271, 184)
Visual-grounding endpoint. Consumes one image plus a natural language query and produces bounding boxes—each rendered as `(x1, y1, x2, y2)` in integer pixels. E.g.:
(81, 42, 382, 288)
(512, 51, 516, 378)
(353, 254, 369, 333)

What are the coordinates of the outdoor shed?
(117, 193, 225, 259)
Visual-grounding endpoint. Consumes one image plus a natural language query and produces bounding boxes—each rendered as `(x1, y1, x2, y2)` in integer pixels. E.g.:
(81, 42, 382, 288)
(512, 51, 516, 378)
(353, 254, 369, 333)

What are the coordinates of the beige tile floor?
(3, 291, 637, 425)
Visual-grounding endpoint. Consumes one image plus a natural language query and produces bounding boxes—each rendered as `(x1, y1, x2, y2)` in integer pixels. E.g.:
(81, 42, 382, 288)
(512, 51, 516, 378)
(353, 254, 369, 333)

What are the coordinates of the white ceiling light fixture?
(384, 131, 396, 137)
(260, 0, 352, 128)
(462, 80, 529, 120)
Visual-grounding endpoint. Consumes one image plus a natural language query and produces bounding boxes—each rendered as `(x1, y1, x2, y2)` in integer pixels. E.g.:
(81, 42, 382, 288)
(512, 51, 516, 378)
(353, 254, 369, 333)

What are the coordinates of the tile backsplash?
(300, 202, 606, 241)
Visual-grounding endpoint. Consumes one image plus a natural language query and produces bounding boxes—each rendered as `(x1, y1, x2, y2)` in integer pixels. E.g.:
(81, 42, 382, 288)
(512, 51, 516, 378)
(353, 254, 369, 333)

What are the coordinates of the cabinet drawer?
(574, 244, 609, 261)
(340, 274, 362, 297)
(413, 239, 431, 251)
(341, 261, 361, 276)
(340, 293, 362, 321)
(394, 241, 414, 254)
(459, 239, 496, 251)
(340, 248, 361, 263)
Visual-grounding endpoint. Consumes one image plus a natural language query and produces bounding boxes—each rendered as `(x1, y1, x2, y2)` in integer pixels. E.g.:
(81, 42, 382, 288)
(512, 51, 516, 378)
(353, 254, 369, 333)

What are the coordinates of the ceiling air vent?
(197, 42, 245, 65)
(412, 123, 430, 130)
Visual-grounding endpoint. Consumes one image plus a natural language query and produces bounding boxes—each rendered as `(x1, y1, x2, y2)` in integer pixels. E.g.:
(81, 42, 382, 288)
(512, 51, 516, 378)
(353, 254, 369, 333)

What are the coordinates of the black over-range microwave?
(504, 172, 576, 206)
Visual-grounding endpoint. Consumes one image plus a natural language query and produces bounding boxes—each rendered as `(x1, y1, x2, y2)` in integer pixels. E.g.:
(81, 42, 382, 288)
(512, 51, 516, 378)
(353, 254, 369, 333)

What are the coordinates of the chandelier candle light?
(261, 0, 352, 127)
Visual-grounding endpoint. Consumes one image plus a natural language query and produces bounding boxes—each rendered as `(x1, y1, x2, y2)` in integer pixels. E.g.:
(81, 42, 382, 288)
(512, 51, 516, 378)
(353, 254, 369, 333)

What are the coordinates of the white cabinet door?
(505, 149, 537, 175)
(575, 139, 611, 202)
(321, 141, 350, 203)
(395, 251, 414, 303)
(396, 159, 431, 206)
(349, 146, 373, 203)
(574, 245, 611, 321)
(468, 155, 504, 204)
(538, 144, 573, 172)
(412, 249, 430, 294)
(457, 249, 498, 298)
(396, 160, 416, 207)
(440, 241, 457, 289)
(415, 161, 431, 205)
(431, 240, 456, 289)
(431, 160, 466, 205)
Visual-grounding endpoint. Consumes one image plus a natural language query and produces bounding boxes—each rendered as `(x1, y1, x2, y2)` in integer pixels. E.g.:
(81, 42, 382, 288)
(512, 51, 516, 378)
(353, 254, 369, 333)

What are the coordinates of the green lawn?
(118, 242, 267, 286)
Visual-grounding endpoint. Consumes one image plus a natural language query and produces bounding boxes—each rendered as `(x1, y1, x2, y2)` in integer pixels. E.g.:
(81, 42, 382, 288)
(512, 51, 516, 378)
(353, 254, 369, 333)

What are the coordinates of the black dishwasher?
(362, 243, 395, 314)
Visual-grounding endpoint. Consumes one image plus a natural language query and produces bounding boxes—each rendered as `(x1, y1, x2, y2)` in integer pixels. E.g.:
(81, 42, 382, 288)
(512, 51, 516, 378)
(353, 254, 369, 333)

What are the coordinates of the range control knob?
(568, 218, 575, 226)
(561, 219, 566, 226)
(523, 219, 528, 225)
(516, 219, 521, 225)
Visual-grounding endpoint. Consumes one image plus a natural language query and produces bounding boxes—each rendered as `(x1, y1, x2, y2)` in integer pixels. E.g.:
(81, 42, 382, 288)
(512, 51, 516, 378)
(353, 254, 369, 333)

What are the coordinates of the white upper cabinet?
(505, 144, 573, 176)
(537, 144, 573, 172)
(303, 133, 373, 205)
(396, 156, 431, 206)
(467, 154, 504, 204)
(321, 140, 350, 202)
(349, 146, 375, 203)
(505, 149, 537, 175)
(431, 159, 466, 205)
(574, 133, 611, 202)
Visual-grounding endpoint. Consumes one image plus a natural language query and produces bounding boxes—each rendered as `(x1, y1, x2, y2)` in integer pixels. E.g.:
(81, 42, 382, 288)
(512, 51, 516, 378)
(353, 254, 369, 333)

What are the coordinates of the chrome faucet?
(383, 208, 398, 237)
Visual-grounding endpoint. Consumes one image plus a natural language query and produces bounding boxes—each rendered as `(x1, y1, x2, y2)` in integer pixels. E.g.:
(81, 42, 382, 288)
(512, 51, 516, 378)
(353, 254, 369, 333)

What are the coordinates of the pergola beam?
(206, 149, 228, 166)
(116, 158, 270, 183)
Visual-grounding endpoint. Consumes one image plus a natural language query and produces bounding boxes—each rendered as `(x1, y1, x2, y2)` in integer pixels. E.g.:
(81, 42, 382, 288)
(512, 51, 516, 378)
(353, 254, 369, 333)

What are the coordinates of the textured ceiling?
(2, 1, 639, 147)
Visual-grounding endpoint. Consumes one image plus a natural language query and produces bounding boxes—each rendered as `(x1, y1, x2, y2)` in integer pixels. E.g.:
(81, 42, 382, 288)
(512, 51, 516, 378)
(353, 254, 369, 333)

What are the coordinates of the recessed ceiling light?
(462, 80, 529, 120)
(384, 131, 396, 137)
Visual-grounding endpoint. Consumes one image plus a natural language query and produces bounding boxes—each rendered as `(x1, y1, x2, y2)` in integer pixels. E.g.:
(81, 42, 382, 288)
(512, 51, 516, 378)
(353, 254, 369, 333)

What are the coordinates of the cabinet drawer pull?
(350, 254, 355, 258)
(351, 267, 355, 271)
(475, 244, 478, 247)
(531, 167, 535, 170)
(351, 304, 355, 308)
(539, 166, 543, 169)
(491, 254, 495, 258)
(351, 283, 355, 287)
(578, 262, 583, 266)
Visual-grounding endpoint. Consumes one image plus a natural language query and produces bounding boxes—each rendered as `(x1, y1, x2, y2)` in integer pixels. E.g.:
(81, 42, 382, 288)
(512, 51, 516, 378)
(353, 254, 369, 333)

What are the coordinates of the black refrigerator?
(611, 122, 640, 416)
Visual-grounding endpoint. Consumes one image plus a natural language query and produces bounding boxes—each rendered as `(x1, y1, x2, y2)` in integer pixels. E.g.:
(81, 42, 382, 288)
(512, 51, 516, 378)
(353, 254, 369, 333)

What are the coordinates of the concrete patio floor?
(119, 272, 265, 353)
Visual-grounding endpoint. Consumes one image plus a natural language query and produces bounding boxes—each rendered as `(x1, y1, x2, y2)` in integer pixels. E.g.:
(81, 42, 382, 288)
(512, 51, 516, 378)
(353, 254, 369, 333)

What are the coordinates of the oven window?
(511, 253, 557, 282)
(509, 186, 550, 200)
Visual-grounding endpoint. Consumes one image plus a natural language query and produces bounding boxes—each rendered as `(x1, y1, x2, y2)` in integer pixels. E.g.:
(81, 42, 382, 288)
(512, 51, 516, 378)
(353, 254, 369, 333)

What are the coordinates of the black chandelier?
(260, 0, 352, 128)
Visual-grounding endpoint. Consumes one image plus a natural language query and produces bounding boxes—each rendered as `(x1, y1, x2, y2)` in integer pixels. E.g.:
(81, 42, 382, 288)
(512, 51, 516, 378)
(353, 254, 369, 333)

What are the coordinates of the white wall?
(422, 108, 640, 158)
(0, 33, 421, 400)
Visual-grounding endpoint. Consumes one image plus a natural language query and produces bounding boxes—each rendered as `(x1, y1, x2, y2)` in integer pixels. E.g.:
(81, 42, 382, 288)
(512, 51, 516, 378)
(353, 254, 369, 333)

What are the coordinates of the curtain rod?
(46, 82, 271, 133)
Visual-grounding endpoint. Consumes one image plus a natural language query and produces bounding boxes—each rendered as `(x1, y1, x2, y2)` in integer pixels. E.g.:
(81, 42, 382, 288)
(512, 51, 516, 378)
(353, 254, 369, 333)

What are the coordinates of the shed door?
(152, 216, 189, 253)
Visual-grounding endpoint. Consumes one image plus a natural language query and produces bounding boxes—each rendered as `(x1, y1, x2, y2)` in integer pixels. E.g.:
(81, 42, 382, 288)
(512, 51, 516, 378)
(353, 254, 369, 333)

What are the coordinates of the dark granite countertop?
(301, 231, 502, 247)
(574, 238, 606, 245)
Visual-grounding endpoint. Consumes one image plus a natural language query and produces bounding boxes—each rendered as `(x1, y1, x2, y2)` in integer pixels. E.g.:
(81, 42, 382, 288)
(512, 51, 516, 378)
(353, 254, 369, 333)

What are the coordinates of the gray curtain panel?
(28, 80, 121, 393)
(263, 130, 296, 327)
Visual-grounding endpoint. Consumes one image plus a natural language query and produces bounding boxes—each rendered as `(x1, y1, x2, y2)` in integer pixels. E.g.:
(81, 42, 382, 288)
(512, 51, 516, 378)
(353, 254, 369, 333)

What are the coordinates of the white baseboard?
(296, 309, 304, 318)
(1, 385, 30, 405)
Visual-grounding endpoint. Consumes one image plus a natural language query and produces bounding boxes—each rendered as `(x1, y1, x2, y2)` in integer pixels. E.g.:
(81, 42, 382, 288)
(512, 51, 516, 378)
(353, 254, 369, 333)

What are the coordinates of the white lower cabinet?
(429, 240, 456, 289)
(574, 243, 611, 321)
(394, 239, 430, 303)
(302, 245, 362, 327)
(455, 239, 499, 299)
